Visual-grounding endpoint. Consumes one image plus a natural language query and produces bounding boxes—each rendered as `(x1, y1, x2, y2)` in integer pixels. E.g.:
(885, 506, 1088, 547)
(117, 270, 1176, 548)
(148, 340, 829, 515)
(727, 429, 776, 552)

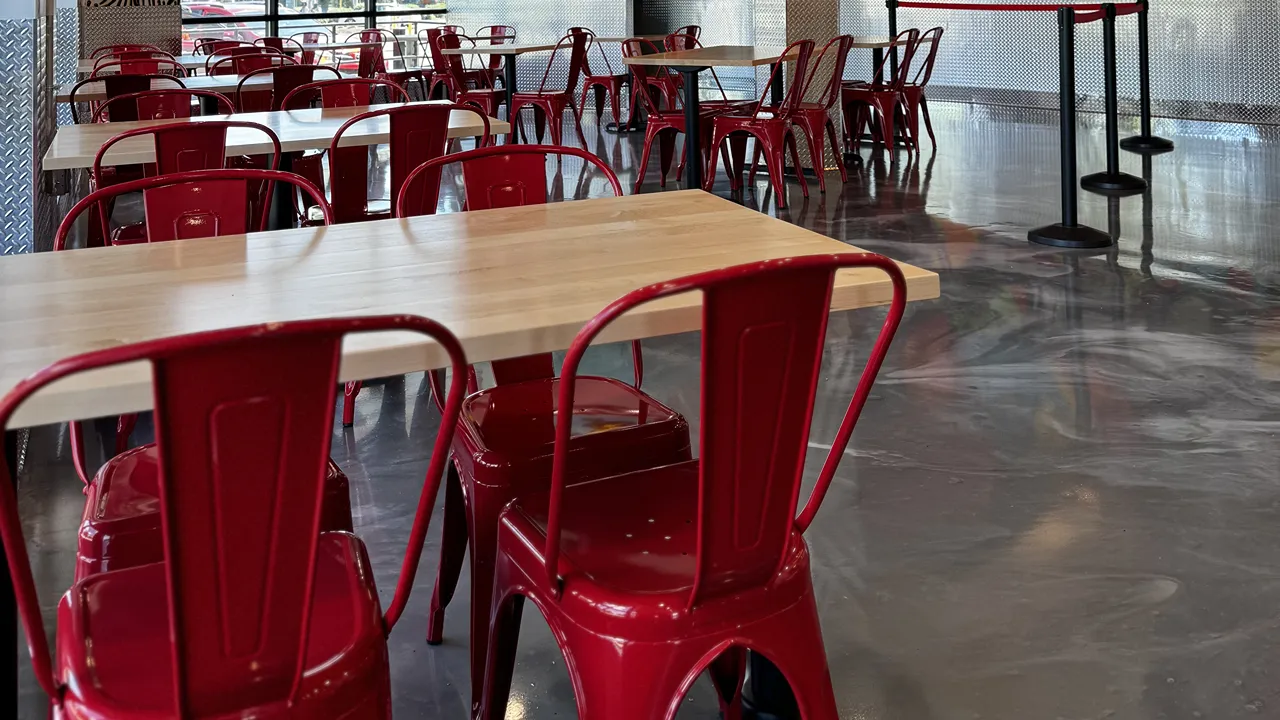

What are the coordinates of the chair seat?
(56, 532, 388, 717)
(462, 376, 685, 460)
(78, 443, 353, 579)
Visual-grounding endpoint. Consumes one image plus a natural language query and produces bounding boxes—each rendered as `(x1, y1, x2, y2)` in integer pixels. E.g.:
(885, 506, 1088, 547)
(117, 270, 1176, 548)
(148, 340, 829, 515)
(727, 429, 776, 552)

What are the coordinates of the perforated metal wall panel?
(0, 19, 36, 255)
(78, 2, 182, 56)
(55, 6, 78, 126)
(840, 0, 1280, 123)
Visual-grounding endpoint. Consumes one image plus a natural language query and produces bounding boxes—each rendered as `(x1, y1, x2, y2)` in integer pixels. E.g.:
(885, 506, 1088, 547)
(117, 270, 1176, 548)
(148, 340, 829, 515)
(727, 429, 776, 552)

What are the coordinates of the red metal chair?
(57, 168, 324, 250)
(842, 28, 920, 154)
(442, 24, 465, 34)
(510, 32, 589, 147)
(208, 51, 296, 76)
(0, 314, 468, 720)
(476, 24, 516, 88)
(704, 39, 815, 207)
(281, 78, 411, 223)
(91, 56, 186, 77)
(192, 38, 251, 55)
(289, 31, 328, 65)
(572, 28, 627, 125)
(899, 27, 943, 150)
(349, 28, 428, 97)
(672, 24, 701, 41)
(782, 34, 854, 193)
(395, 143, 693, 716)
(623, 39, 726, 192)
(433, 32, 503, 116)
(663, 33, 756, 115)
(89, 43, 163, 59)
(477, 252, 907, 720)
(256, 35, 305, 54)
(326, 103, 491, 224)
(92, 88, 235, 122)
(68, 74, 187, 123)
(235, 64, 342, 112)
(626, 37, 680, 116)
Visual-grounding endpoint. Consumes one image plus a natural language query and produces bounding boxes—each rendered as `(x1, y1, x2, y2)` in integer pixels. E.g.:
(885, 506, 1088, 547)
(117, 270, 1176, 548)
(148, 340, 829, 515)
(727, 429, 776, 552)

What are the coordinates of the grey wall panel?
(0, 19, 36, 255)
(78, 2, 182, 56)
(54, 6, 77, 126)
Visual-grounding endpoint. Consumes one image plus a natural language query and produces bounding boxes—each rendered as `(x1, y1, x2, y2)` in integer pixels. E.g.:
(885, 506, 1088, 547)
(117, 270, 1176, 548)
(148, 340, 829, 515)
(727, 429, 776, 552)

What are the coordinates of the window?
(180, 0, 445, 47)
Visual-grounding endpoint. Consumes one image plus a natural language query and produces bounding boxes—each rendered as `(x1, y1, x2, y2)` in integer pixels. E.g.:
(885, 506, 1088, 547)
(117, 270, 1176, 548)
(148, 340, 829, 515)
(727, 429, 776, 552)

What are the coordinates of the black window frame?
(180, 0, 446, 40)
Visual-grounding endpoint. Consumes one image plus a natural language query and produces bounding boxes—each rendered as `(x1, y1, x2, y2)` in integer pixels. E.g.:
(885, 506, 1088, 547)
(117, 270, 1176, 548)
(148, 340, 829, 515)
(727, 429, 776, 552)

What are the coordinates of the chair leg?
(114, 413, 137, 456)
(658, 129, 675, 187)
(635, 127, 658, 192)
(760, 131, 788, 209)
(748, 135, 762, 186)
(478, 592, 525, 720)
(570, 102, 588, 149)
(564, 629, 727, 720)
(797, 116, 826, 194)
(609, 85, 621, 125)
(533, 105, 546, 144)
(709, 647, 749, 720)
(426, 463, 467, 645)
(594, 85, 606, 119)
(875, 98, 896, 157)
(787, 131, 809, 199)
(921, 95, 936, 147)
(728, 133, 749, 192)
(342, 381, 361, 427)
(825, 118, 847, 183)
(702, 132, 725, 192)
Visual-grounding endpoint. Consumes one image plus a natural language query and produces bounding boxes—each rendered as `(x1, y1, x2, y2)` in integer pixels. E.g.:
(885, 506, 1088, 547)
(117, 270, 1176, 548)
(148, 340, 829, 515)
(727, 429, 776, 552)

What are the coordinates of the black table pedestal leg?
(769, 62, 784, 106)
(269, 151, 296, 231)
(674, 67, 703, 189)
(504, 55, 518, 142)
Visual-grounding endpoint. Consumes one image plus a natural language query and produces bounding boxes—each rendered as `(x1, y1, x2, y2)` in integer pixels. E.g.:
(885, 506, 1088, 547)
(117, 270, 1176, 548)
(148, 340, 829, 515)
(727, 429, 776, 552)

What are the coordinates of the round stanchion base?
(1028, 223, 1113, 249)
(1120, 134, 1174, 154)
(1080, 171, 1147, 196)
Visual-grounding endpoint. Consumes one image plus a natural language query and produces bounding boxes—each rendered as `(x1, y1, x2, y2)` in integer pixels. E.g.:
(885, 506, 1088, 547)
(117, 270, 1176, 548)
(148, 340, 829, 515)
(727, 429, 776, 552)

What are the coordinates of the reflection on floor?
(16, 102, 1280, 719)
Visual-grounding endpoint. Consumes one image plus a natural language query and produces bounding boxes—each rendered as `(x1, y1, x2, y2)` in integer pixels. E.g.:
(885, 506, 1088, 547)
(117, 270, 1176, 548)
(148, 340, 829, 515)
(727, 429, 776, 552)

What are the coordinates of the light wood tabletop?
(849, 35, 936, 48)
(442, 42, 558, 56)
(594, 35, 668, 43)
(0, 191, 939, 428)
(622, 45, 794, 67)
(55, 70, 357, 104)
(76, 54, 205, 74)
(43, 100, 507, 171)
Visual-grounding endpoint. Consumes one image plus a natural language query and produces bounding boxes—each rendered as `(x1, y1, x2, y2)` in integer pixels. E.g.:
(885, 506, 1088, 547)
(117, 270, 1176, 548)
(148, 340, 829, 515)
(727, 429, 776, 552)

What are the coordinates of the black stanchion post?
(1029, 6, 1112, 248)
(1081, 3, 1147, 196)
(1120, 0, 1174, 153)
(886, 0, 899, 83)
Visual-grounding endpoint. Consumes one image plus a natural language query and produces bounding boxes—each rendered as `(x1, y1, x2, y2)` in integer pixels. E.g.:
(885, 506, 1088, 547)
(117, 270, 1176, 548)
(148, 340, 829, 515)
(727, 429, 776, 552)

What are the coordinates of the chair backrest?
(421, 27, 447, 73)
(871, 28, 920, 93)
(255, 36, 303, 54)
(441, 24, 464, 34)
(0, 314, 468, 716)
(541, 253, 908, 606)
(92, 120, 281, 184)
(672, 24, 701, 42)
(664, 34, 735, 102)
(69, 73, 187, 123)
(751, 39, 815, 117)
(398, 143, 632, 387)
(434, 31, 479, 90)
(476, 24, 515, 70)
(55, 168, 326, 249)
(533, 32, 588, 94)
(329, 103, 489, 224)
(193, 38, 249, 56)
(909, 26, 943, 87)
(620, 39, 662, 115)
(90, 43, 163, 59)
(289, 31, 328, 65)
(209, 52, 295, 76)
(800, 35, 854, 110)
(236, 64, 342, 112)
(92, 89, 235, 122)
(280, 77, 409, 110)
(92, 56, 185, 77)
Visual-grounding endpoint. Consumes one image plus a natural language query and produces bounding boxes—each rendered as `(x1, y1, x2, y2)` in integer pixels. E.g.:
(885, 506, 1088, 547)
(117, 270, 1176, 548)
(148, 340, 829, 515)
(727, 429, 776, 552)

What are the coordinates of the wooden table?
(443, 42, 559, 121)
(76, 54, 205, 74)
(0, 191, 939, 429)
(55, 70, 357, 104)
(623, 45, 796, 188)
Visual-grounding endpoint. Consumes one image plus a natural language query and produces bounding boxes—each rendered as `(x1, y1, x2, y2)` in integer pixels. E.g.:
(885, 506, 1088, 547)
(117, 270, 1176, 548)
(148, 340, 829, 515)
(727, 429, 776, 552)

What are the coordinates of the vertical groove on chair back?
(461, 153, 550, 210)
(141, 178, 253, 240)
(389, 104, 453, 203)
(151, 332, 341, 716)
(152, 125, 231, 174)
(691, 267, 835, 605)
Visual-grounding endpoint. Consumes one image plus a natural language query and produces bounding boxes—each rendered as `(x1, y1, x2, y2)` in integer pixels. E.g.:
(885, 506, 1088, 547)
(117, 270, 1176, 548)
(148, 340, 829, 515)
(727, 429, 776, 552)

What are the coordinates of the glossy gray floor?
(15, 103, 1280, 719)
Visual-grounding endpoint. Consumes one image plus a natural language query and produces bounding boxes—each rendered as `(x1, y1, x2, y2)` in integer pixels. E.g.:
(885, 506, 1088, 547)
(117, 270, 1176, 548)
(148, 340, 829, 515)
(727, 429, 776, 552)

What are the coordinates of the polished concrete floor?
(16, 102, 1280, 719)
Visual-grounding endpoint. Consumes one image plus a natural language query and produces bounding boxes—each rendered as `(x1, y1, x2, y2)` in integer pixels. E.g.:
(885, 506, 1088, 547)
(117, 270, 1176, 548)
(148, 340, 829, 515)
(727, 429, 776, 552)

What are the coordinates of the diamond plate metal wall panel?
(55, 6, 78, 126)
(0, 19, 36, 255)
(79, 3, 181, 57)
(35, 11, 64, 255)
(840, 0, 1280, 123)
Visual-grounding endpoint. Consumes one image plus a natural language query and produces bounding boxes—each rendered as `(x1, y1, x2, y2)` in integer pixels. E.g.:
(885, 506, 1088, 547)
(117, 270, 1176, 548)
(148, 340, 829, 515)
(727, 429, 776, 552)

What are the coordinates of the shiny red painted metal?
(898, 27, 944, 150)
(509, 32, 588, 146)
(91, 56, 185, 78)
(476, 253, 907, 720)
(475, 25, 516, 84)
(90, 43, 163, 59)
(208, 51, 296, 76)
(70, 73, 187, 124)
(432, 32, 504, 116)
(280, 77, 410, 110)
(92, 120, 282, 181)
(842, 28, 921, 154)
(0, 315, 469, 718)
(789, 35, 855, 192)
(92, 89, 236, 122)
(235, 64, 342, 112)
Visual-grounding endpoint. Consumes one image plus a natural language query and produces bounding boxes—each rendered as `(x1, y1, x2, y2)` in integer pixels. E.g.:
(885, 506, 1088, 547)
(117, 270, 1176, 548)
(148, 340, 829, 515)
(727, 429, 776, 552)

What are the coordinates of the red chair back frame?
(621, 37, 673, 114)
(209, 52, 296, 77)
(349, 28, 402, 76)
(69, 74, 187, 123)
(396, 143, 621, 218)
(800, 34, 855, 110)
(750, 38, 815, 117)
(0, 314, 468, 714)
(664, 34, 736, 104)
(92, 120, 281, 183)
(236, 64, 342, 112)
(910, 26, 944, 87)
(193, 39, 251, 56)
(90, 43, 163, 58)
(289, 31, 328, 65)
(91, 56, 185, 77)
(542, 253, 908, 604)
(280, 77, 410, 110)
(328, 103, 490, 224)
(531, 32, 589, 94)
(92, 89, 235, 122)
(54, 169, 329, 249)
(476, 24, 515, 71)
(871, 28, 921, 92)
(255, 36, 304, 54)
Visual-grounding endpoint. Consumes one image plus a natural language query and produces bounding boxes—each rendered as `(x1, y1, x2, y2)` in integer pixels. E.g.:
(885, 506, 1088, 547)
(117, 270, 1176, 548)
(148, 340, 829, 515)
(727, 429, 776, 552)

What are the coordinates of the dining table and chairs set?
(1, 19, 942, 720)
